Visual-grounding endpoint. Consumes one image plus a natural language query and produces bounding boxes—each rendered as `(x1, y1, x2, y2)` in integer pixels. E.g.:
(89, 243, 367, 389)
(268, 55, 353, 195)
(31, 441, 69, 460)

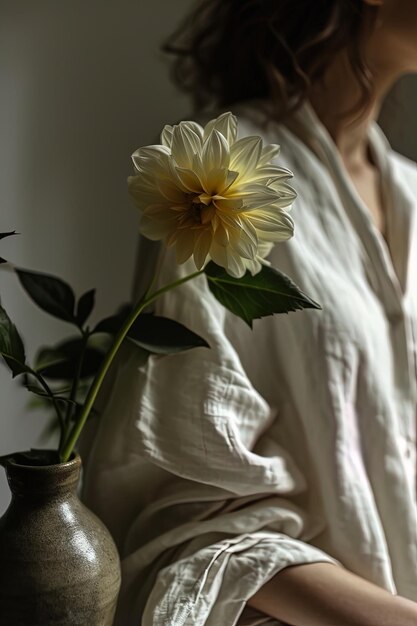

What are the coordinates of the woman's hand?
(248, 562, 417, 626)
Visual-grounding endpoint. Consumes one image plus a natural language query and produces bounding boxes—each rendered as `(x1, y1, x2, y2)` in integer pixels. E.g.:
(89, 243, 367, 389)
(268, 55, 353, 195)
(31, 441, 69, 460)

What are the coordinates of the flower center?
(191, 201, 206, 223)
(191, 195, 216, 225)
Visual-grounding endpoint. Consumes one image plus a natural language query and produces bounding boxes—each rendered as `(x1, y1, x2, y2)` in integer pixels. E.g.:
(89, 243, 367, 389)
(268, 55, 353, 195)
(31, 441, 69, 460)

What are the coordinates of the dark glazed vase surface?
(0, 453, 121, 626)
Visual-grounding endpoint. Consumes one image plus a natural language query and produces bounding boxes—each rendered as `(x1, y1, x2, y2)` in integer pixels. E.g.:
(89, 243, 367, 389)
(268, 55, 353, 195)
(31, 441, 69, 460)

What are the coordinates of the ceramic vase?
(0, 452, 121, 626)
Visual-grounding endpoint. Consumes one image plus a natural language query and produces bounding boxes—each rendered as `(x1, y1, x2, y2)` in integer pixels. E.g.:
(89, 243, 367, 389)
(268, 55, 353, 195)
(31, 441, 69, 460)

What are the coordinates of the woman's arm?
(248, 562, 417, 626)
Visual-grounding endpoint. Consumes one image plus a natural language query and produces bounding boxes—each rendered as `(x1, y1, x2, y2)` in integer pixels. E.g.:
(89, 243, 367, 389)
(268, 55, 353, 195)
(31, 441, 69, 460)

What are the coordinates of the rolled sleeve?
(142, 532, 340, 626)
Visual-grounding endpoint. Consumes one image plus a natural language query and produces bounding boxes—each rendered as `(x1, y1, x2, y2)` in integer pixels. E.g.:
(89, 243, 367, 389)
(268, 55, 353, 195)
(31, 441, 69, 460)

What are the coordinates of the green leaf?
(94, 306, 209, 355)
(204, 262, 321, 327)
(0, 304, 29, 377)
(16, 268, 76, 323)
(0, 230, 18, 264)
(126, 314, 209, 354)
(76, 288, 96, 327)
(92, 303, 131, 335)
(35, 337, 105, 379)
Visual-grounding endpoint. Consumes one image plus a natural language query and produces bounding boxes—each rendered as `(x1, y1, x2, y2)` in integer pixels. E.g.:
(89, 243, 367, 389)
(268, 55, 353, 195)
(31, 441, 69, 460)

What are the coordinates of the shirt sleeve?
(130, 261, 306, 497)
(141, 532, 339, 626)
(106, 250, 340, 626)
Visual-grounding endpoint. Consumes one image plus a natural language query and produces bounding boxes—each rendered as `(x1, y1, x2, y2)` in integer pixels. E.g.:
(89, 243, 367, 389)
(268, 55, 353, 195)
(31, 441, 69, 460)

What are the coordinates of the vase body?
(0, 453, 121, 626)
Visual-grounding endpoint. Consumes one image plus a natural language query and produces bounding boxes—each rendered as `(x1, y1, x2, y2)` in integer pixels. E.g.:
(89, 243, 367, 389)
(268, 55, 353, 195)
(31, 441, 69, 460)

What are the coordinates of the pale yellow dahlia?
(128, 112, 296, 278)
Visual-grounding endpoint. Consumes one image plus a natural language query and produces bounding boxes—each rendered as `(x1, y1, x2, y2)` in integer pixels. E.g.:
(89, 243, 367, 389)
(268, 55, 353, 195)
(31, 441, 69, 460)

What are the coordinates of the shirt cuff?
(141, 531, 340, 626)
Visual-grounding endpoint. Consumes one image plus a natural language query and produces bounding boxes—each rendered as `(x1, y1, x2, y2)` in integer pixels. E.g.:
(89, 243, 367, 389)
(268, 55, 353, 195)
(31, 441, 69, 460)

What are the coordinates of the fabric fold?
(81, 100, 417, 625)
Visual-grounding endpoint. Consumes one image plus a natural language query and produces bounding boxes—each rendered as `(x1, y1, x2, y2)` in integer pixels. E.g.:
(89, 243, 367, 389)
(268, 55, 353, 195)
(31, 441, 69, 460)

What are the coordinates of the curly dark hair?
(163, 0, 379, 120)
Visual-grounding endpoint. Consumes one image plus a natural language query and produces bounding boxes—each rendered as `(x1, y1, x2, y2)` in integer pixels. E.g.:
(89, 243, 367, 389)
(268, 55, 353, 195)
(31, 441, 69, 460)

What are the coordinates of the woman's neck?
(306, 50, 407, 239)
(308, 51, 398, 169)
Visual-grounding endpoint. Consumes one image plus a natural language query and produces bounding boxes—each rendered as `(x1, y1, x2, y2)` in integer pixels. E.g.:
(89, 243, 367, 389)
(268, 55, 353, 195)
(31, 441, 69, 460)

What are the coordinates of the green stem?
(60, 269, 204, 462)
(60, 331, 90, 454)
(143, 246, 166, 302)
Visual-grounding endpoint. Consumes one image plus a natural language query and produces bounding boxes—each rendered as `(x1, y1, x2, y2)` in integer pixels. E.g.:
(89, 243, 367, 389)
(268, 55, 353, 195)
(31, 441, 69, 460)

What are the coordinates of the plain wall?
(380, 75, 417, 160)
(0, 0, 194, 514)
(1, 4, 417, 515)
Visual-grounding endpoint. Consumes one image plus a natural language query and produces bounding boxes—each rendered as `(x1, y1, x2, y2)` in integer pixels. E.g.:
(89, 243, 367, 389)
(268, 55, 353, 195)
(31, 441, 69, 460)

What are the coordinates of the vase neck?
(5, 454, 81, 497)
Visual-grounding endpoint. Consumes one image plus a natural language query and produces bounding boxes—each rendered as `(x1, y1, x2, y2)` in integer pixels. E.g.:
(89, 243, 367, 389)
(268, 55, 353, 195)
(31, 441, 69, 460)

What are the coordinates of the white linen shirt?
(81, 101, 417, 626)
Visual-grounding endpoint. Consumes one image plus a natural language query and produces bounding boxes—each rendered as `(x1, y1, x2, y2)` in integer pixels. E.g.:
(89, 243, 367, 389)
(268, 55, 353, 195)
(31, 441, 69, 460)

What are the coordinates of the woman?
(82, 1, 417, 624)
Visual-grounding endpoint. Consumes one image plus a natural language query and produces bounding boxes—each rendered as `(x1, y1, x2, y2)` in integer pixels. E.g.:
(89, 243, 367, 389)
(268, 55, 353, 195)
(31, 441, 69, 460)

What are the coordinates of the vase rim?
(7, 450, 80, 470)
(4, 451, 82, 496)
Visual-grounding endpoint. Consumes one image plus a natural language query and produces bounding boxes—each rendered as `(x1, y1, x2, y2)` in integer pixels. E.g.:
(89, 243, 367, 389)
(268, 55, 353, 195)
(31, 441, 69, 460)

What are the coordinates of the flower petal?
(240, 217, 259, 249)
(213, 196, 244, 212)
(175, 229, 198, 264)
(213, 221, 229, 246)
(210, 241, 247, 278)
(143, 203, 177, 217)
(193, 229, 213, 269)
(244, 165, 293, 185)
(201, 129, 230, 174)
(268, 181, 297, 206)
(204, 112, 238, 145)
(219, 215, 260, 256)
(171, 123, 203, 169)
(181, 121, 204, 142)
(132, 145, 171, 174)
(229, 232, 257, 260)
(230, 136, 262, 180)
(128, 174, 162, 210)
(255, 240, 274, 260)
(202, 167, 231, 195)
(258, 143, 280, 166)
(161, 125, 174, 148)
(221, 169, 240, 193)
(228, 184, 281, 209)
(224, 249, 248, 278)
(175, 167, 204, 193)
(243, 256, 263, 276)
(140, 208, 177, 240)
(248, 210, 294, 241)
(157, 178, 187, 203)
(191, 152, 220, 197)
